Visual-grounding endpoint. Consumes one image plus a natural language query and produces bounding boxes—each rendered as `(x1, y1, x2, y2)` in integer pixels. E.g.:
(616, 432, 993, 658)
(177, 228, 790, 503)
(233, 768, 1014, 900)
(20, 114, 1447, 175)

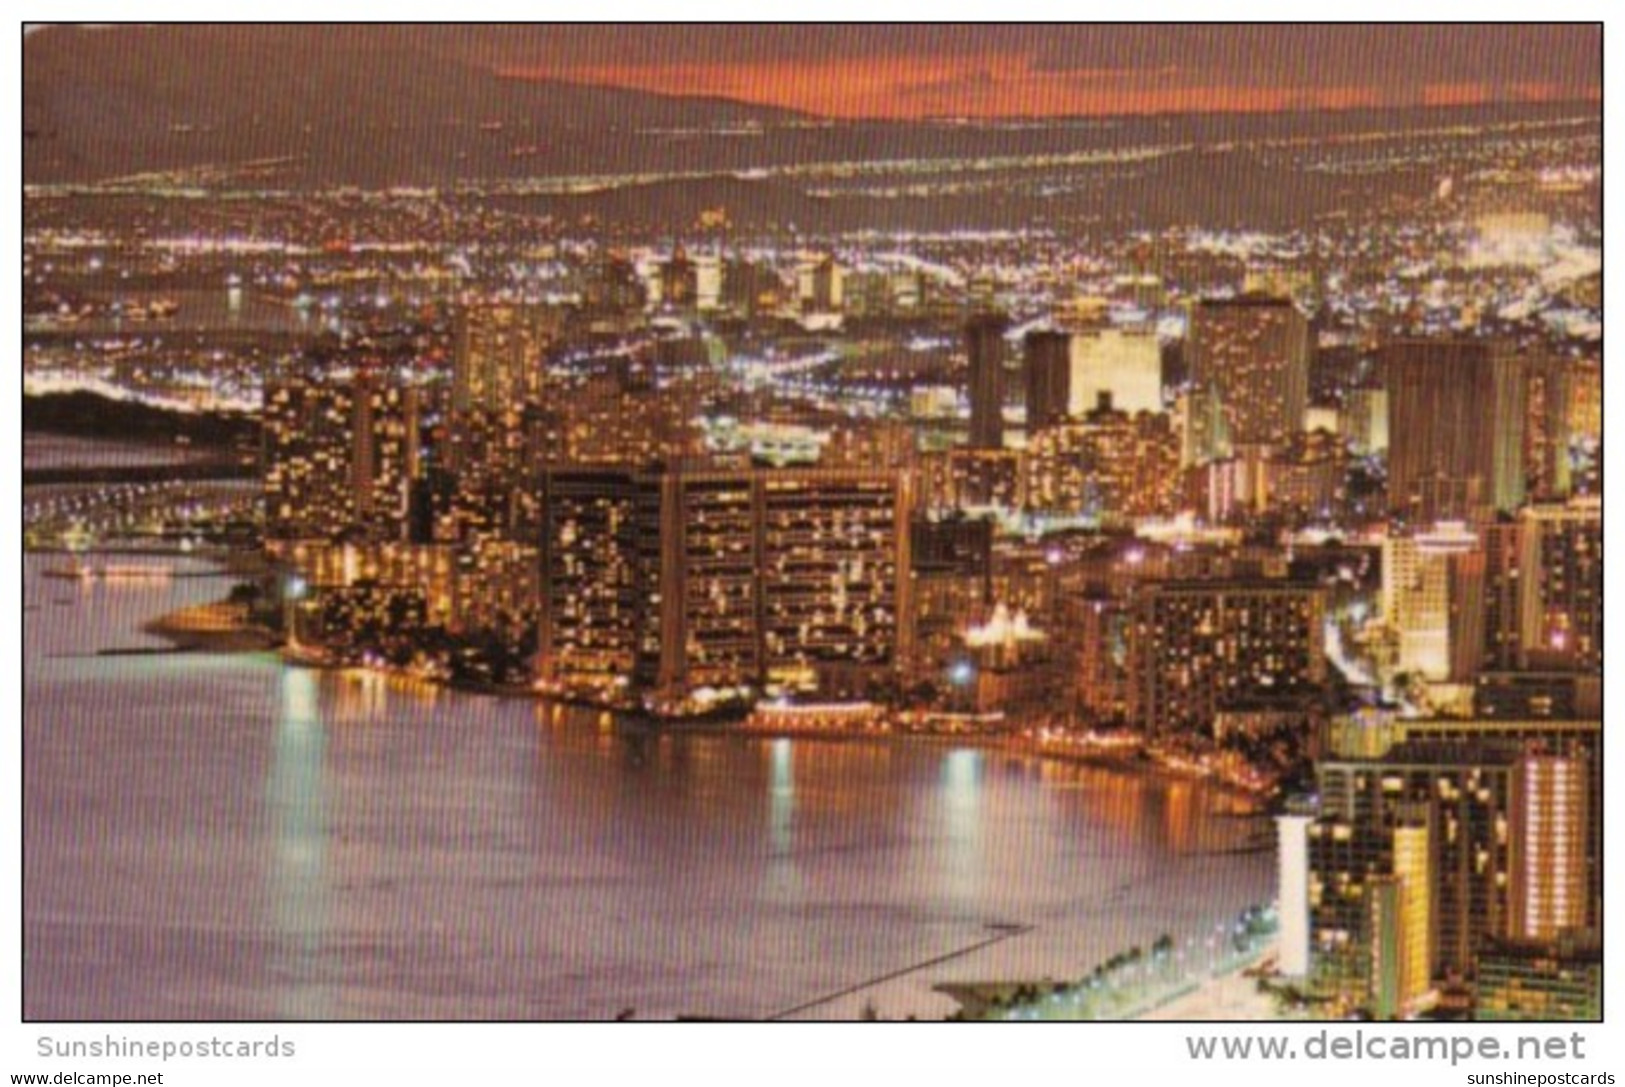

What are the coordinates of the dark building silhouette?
(1023, 329, 1073, 430)
(1381, 339, 1527, 520)
(965, 312, 1010, 449)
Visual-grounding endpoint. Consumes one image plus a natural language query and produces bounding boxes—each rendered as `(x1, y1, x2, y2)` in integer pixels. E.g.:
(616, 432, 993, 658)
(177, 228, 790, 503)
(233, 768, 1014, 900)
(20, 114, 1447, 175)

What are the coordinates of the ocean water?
(23, 555, 1273, 1021)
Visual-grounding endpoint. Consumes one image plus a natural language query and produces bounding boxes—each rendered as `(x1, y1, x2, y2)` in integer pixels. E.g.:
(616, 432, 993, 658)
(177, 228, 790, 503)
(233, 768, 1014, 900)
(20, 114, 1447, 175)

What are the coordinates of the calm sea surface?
(23, 555, 1273, 1020)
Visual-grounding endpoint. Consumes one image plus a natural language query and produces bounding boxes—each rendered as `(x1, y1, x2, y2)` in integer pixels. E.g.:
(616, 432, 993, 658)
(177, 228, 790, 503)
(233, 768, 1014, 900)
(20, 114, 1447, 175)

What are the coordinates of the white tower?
(1276, 813, 1312, 978)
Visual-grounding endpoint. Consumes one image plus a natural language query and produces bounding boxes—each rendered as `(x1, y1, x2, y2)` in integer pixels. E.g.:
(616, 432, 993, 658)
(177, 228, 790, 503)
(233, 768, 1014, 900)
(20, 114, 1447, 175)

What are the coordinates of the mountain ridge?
(25, 25, 1600, 191)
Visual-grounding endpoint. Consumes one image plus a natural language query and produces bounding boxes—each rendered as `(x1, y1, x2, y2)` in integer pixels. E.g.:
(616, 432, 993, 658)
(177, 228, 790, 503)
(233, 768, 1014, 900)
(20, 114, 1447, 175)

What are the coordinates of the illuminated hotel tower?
(1453, 497, 1602, 685)
(535, 469, 663, 699)
(1375, 823, 1433, 1019)
(756, 470, 912, 699)
(538, 466, 912, 710)
(448, 303, 562, 539)
(798, 254, 844, 313)
(1509, 500, 1602, 673)
(1307, 810, 1434, 1019)
(1131, 579, 1326, 736)
(1185, 295, 1309, 459)
(1317, 742, 1517, 981)
(1380, 520, 1479, 682)
(263, 372, 420, 547)
(1510, 755, 1589, 941)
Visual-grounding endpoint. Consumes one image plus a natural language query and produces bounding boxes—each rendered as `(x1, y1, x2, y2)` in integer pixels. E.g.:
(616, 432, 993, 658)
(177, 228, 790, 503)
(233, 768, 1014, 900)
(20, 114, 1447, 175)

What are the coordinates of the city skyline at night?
(21, 23, 1602, 1026)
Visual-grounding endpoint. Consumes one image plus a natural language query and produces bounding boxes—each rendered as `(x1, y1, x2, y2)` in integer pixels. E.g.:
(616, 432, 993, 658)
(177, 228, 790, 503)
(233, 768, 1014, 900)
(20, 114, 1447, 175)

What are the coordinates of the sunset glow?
(507, 55, 1595, 119)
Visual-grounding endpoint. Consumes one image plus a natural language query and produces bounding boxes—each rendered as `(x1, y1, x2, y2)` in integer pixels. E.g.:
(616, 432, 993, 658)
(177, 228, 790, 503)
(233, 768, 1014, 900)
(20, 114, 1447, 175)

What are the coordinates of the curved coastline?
(144, 569, 1280, 804)
(39, 553, 1278, 1021)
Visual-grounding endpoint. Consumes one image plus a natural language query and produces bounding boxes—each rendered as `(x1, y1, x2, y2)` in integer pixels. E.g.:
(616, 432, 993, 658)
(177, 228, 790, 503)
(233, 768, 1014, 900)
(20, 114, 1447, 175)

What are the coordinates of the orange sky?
(502, 52, 1596, 120)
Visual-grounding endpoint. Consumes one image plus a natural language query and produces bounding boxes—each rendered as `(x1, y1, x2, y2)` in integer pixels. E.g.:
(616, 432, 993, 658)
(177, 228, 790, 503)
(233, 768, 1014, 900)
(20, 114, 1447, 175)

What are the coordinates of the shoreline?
(81, 557, 1280, 1022)
(1135, 950, 1280, 1021)
(137, 563, 1279, 803)
(142, 600, 279, 652)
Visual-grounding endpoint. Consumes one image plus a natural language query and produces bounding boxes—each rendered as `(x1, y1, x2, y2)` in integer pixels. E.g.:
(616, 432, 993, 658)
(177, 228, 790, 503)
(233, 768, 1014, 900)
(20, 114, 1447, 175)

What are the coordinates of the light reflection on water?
(269, 668, 331, 1019)
(939, 749, 984, 903)
(24, 557, 1273, 1020)
(765, 739, 799, 900)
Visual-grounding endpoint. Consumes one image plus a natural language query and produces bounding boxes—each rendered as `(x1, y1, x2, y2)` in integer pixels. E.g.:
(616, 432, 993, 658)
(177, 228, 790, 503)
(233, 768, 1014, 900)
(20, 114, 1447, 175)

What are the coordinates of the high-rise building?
(447, 303, 561, 541)
(1277, 812, 1313, 978)
(910, 514, 994, 581)
(1317, 742, 1519, 980)
(1461, 499, 1601, 679)
(1511, 500, 1602, 674)
(1476, 933, 1601, 1021)
(264, 377, 356, 544)
(1024, 399, 1180, 524)
(719, 257, 788, 317)
(907, 516, 995, 687)
(263, 372, 421, 547)
(584, 251, 649, 318)
(659, 244, 698, 309)
(536, 468, 664, 700)
(1381, 339, 1528, 519)
(1342, 387, 1390, 456)
(1068, 325, 1164, 418)
(556, 369, 700, 469)
(1313, 711, 1605, 1007)
(351, 374, 422, 542)
(1509, 755, 1589, 941)
(1447, 546, 1489, 682)
(1568, 359, 1601, 498)
(1063, 588, 1134, 724)
(693, 253, 723, 312)
(601, 471, 760, 701)
(1023, 326, 1162, 430)
(1186, 295, 1310, 459)
(1566, 358, 1601, 442)
(1472, 672, 1601, 720)
(965, 312, 1010, 449)
(1130, 578, 1326, 736)
(1329, 714, 1601, 936)
(1477, 518, 1523, 673)
(923, 447, 1025, 511)
(1522, 357, 1573, 501)
(1176, 385, 1231, 467)
(299, 541, 448, 659)
(797, 254, 844, 313)
(538, 465, 912, 711)
(758, 471, 912, 699)
(1381, 521, 1480, 682)
(1307, 809, 1434, 1019)
(1381, 823, 1434, 1018)
(1260, 430, 1349, 521)
(451, 303, 557, 417)
(453, 535, 543, 646)
(1022, 329, 1072, 430)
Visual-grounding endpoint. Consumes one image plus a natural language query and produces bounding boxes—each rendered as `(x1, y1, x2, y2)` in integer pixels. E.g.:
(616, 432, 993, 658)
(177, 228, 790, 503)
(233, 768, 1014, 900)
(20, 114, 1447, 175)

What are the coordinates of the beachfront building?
(538, 464, 913, 712)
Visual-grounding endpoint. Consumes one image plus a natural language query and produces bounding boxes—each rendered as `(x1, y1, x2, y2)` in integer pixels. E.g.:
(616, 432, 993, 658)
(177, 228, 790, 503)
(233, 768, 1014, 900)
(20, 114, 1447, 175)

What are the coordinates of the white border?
(6, 12, 1617, 1084)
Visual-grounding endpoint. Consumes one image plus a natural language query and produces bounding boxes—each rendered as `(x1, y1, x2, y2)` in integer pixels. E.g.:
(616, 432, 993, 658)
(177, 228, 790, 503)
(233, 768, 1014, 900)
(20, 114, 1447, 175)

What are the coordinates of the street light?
(284, 573, 308, 648)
